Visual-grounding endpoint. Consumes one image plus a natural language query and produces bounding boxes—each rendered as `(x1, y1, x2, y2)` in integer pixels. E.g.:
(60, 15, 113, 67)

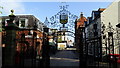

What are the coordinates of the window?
(19, 18, 28, 28)
(5, 19, 10, 26)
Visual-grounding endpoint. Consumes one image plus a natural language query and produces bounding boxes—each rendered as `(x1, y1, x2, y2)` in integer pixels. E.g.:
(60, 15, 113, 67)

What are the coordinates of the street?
(50, 50, 79, 68)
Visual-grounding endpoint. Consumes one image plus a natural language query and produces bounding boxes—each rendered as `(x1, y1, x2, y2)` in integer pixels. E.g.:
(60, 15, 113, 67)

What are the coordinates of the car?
(110, 54, 120, 63)
(102, 54, 120, 63)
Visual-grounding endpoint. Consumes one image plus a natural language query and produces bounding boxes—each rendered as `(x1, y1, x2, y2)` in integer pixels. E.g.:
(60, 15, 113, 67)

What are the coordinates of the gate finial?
(80, 12, 83, 17)
(10, 9, 14, 15)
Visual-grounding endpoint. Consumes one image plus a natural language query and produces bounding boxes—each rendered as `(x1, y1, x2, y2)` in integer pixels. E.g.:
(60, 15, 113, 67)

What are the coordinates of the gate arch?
(44, 3, 78, 47)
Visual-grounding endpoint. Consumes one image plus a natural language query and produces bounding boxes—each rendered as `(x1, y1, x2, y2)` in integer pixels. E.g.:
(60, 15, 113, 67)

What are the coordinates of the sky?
(0, 1, 112, 41)
(0, 2, 112, 23)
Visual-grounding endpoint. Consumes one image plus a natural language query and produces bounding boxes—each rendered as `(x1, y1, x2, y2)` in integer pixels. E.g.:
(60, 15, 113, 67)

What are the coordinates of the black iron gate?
(75, 22, 120, 68)
(2, 12, 50, 68)
(85, 37, 102, 68)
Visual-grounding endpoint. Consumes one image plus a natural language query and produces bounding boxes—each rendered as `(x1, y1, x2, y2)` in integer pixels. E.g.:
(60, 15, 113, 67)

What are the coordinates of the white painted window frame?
(19, 18, 28, 28)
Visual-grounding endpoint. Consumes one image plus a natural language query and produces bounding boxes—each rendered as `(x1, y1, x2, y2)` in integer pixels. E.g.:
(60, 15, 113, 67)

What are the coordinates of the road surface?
(50, 50, 79, 68)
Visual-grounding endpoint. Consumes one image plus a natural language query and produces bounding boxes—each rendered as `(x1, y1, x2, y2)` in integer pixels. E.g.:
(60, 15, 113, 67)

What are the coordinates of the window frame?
(19, 18, 28, 28)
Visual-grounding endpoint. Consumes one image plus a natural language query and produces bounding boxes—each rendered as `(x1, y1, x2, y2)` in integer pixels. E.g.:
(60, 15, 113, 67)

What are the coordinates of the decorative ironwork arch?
(44, 3, 78, 39)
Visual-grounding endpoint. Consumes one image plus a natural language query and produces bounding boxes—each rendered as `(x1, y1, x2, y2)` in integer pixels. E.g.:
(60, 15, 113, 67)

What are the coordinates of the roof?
(98, 8, 106, 11)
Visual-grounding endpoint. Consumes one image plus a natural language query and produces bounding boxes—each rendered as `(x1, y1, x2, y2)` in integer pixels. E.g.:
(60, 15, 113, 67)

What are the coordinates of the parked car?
(102, 54, 120, 63)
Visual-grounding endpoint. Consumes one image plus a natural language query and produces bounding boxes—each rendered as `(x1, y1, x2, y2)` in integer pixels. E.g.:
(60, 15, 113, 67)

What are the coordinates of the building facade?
(1, 15, 45, 30)
(101, 1, 120, 54)
(85, 8, 105, 57)
(1, 15, 45, 58)
(85, 0, 120, 57)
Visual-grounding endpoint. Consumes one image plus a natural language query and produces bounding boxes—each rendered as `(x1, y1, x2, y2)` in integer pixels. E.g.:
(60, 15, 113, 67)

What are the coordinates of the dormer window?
(19, 18, 28, 28)
(5, 19, 10, 26)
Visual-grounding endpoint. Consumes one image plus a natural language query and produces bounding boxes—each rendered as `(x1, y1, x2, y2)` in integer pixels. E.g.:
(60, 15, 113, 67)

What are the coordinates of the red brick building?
(1, 15, 46, 57)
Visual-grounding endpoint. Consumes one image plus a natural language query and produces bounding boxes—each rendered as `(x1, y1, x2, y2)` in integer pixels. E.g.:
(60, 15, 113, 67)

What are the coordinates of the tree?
(0, 6, 3, 32)
(0, 6, 3, 14)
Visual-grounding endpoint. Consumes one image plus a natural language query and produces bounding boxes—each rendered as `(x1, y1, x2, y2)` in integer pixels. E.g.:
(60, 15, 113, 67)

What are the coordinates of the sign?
(57, 43, 67, 50)
(60, 15, 68, 24)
